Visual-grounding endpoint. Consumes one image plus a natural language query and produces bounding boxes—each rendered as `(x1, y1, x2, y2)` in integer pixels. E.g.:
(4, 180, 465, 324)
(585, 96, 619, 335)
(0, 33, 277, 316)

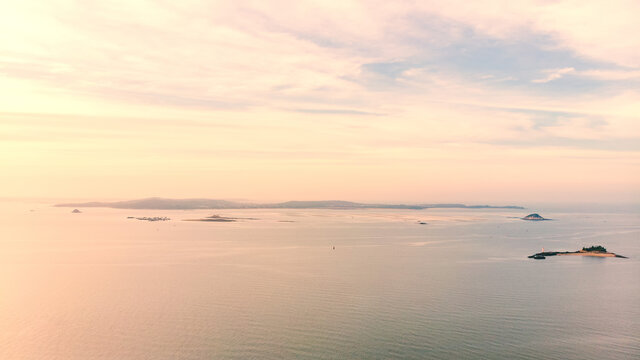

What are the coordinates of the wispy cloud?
(532, 67, 575, 83)
(0, 0, 638, 202)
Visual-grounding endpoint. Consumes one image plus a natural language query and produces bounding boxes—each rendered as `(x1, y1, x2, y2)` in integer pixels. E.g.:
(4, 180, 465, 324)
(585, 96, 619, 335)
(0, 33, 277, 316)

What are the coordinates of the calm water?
(1, 202, 639, 359)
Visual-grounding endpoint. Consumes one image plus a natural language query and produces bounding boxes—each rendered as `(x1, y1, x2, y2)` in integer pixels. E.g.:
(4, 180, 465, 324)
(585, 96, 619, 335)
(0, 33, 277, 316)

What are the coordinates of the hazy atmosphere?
(2, 2, 640, 360)
(2, 0, 639, 203)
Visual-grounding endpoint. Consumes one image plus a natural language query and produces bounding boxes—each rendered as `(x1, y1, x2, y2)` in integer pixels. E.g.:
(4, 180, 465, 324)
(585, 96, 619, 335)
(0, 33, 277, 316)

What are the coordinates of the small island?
(128, 216, 171, 222)
(184, 214, 259, 222)
(529, 245, 627, 259)
(71, 209, 82, 213)
(185, 214, 237, 222)
(522, 213, 549, 221)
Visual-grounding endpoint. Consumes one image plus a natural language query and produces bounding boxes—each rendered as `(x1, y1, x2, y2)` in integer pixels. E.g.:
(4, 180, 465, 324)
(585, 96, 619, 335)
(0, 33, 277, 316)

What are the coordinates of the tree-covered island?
(529, 245, 627, 259)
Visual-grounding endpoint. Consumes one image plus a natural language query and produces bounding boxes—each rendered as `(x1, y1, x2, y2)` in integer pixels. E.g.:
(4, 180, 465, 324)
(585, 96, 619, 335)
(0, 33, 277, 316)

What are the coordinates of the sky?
(1, 0, 639, 204)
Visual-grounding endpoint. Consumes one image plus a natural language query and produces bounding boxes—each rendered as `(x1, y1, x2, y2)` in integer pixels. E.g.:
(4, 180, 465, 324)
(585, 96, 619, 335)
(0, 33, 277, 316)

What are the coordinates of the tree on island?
(582, 245, 607, 252)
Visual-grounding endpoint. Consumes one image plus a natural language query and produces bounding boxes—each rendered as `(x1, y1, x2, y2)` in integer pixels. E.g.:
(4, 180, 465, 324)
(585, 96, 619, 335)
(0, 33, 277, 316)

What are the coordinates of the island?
(521, 213, 549, 221)
(71, 209, 82, 213)
(184, 215, 237, 222)
(128, 216, 171, 222)
(55, 197, 525, 210)
(183, 214, 259, 222)
(528, 245, 627, 259)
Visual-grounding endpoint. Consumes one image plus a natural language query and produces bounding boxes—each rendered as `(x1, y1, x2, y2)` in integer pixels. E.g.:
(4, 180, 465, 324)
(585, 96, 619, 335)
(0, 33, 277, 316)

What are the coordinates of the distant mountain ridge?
(55, 197, 524, 210)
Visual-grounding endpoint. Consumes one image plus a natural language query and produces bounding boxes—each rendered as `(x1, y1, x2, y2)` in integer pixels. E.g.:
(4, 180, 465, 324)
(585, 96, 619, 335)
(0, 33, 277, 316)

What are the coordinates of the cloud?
(410, 0, 640, 68)
(0, 0, 639, 202)
(1, 0, 638, 114)
(532, 67, 575, 83)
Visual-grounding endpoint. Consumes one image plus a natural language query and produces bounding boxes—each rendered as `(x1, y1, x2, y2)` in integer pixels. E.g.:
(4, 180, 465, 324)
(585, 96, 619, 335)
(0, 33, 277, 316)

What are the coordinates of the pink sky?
(1, 1, 639, 203)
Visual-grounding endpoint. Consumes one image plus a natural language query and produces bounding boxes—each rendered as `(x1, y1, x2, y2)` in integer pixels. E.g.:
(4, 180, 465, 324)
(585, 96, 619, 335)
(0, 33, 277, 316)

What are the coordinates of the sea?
(1, 201, 639, 359)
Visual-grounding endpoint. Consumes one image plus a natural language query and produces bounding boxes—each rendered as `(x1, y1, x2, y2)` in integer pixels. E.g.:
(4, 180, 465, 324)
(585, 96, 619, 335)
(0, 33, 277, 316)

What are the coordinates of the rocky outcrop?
(522, 213, 547, 221)
(528, 245, 627, 259)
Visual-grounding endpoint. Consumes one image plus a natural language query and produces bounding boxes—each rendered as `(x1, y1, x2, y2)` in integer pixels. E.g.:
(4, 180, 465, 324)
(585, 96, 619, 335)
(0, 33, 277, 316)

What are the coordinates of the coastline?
(529, 249, 628, 259)
(557, 252, 616, 257)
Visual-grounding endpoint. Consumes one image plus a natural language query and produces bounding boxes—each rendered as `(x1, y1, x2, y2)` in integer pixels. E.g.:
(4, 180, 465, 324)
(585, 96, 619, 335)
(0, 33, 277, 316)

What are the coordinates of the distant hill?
(265, 200, 366, 208)
(55, 197, 524, 210)
(56, 198, 245, 209)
